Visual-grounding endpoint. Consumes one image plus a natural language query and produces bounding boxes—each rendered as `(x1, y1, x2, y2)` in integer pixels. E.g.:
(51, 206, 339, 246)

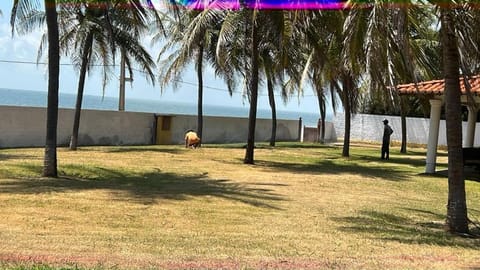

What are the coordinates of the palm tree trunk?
(341, 74, 352, 157)
(43, 0, 59, 177)
(119, 48, 126, 111)
(317, 92, 326, 144)
(244, 13, 259, 164)
(400, 96, 407, 153)
(70, 33, 94, 151)
(196, 43, 204, 146)
(441, 8, 468, 234)
(342, 98, 351, 157)
(267, 74, 277, 147)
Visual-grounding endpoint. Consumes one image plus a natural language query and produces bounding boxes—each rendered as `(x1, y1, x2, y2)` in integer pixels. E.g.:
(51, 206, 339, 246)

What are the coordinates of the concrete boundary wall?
(0, 106, 155, 148)
(168, 115, 300, 144)
(334, 112, 480, 146)
(0, 106, 300, 148)
(302, 121, 337, 143)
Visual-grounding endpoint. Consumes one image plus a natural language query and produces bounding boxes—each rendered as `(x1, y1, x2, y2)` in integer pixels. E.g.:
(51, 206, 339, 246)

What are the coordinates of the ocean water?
(0, 88, 323, 126)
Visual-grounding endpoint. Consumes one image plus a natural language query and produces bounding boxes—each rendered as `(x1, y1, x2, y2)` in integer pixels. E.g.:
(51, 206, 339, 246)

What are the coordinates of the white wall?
(334, 112, 480, 146)
(0, 106, 155, 148)
(0, 106, 300, 148)
(167, 115, 300, 144)
(302, 121, 337, 143)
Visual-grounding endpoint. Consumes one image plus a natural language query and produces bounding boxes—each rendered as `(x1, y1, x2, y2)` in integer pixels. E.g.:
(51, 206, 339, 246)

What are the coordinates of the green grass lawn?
(0, 142, 479, 269)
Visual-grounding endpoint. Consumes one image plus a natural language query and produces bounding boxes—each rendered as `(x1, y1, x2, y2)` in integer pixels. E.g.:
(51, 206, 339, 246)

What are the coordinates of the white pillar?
(426, 99, 442, 173)
(464, 106, 478, 147)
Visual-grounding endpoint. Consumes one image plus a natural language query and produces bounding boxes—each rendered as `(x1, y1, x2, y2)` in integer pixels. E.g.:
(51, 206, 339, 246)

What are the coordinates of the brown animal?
(185, 130, 201, 148)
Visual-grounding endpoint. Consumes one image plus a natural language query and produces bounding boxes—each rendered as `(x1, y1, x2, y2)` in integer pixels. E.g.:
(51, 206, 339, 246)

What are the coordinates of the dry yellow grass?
(0, 143, 479, 269)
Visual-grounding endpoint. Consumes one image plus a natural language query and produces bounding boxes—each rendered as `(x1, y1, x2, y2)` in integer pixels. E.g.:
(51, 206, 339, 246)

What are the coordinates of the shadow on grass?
(67, 145, 183, 155)
(101, 146, 183, 154)
(0, 152, 41, 162)
(0, 164, 284, 210)
(204, 144, 274, 150)
(256, 158, 412, 181)
(275, 142, 339, 149)
(360, 155, 448, 168)
(432, 168, 480, 182)
(405, 148, 449, 157)
(333, 209, 480, 249)
(203, 142, 336, 150)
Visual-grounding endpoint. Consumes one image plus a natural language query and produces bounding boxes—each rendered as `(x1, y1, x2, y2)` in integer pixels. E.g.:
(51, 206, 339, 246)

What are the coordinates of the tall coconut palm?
(254, 11, 297, 147)
(300, 8, 360, 157)
(296, 10, 343, 144)
(59, 2, 115, 150)
(438, 3, 470, 234)
(156, 8, 228, 145)
(15, 0, 157, 151)
(343, 1, 439, 157)
(11, 0, 60, 177)
(243, 9, 293, 162)
(113, 0, 161, 112)
(262, 10, 304, 147)
(346, 0, 475, 233)
(215, 5, 263, 161)
(65, 0, 157, 150)
(215, 8, 295, 162)
(244, 9, 259, 164)
(264, 57, 278, 146)
(43, 0, 59, 177)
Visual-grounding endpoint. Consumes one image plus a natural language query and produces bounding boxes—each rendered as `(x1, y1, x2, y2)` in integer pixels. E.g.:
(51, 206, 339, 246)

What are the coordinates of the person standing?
(381, 119, 394, 160)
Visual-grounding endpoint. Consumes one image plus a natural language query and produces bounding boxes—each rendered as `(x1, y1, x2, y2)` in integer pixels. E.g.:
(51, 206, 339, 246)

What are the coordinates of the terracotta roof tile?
(396, 75, 480, 95)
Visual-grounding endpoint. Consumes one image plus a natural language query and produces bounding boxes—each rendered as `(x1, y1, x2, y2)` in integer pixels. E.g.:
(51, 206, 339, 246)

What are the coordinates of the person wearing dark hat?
(381, 119, 393, 159)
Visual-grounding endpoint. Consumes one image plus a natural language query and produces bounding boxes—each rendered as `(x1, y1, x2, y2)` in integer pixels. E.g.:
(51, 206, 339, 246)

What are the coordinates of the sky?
(0, 2, 326, 114)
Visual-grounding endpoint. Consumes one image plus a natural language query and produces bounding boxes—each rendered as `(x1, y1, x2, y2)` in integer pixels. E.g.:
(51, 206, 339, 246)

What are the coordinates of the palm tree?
(313, 73, 339, 144)
(257, 11, 289, 147)
(295, 10, 342, 144)
(439, 4, 468, 234)
(43, 0, 60, 177)
(15, 0, 157, 151)
(216, 8, 296, 162)
(12, 0, 60, 177)
(259, 40, 281, 147)
(302, 9, 359, 157)
(346, 0, 474, 233)
(59, 2, 114, 150)
(65, 0, 157, 150)
(342, 1, 441, 157)
(244, 9, 259, 164)
(156, 8, 228, 145)
(113, 0, 160, 112)
(243, 10, 294, 162)
(261, 10, 305, 147)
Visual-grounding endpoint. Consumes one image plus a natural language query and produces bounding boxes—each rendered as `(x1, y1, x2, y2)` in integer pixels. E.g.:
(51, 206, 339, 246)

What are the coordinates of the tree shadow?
(0, 165, 284, 210)
(406, 149, 449, 157)
(206, 144, 276, 150)
(203, 144, 249, 149)
(274, 143, 339, 149)
(433, 168, 480, 182)
(255, 158, 412, 181)
(333, 209, 480, 249)
(71, 146, 183, 155)
(360, 155, 448, 168)
(0, 152, 41, 162)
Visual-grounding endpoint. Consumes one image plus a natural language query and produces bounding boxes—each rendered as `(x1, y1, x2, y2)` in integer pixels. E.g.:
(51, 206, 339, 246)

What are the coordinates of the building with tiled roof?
(394, 75, 479, 174)
(396, 75, 480, 96)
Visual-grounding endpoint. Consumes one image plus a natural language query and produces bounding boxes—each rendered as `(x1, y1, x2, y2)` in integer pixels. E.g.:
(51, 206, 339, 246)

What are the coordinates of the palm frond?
(11, 0, 41, 35)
